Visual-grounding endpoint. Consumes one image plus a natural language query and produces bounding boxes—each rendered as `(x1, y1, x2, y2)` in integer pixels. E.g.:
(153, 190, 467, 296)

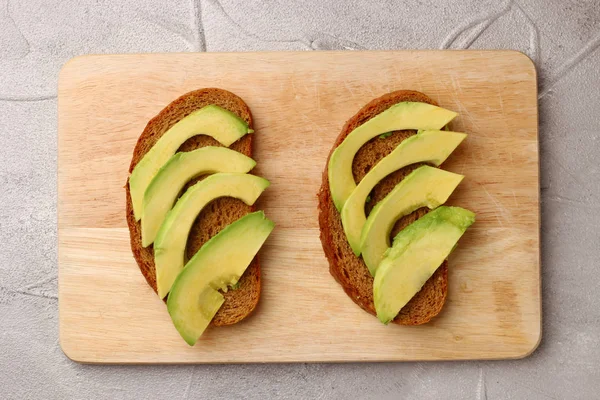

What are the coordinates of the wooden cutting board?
(58, 50, 540, 363)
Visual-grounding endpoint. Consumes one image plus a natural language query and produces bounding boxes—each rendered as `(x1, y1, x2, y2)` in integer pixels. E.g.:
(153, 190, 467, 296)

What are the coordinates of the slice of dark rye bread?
(318, 90, 449, 325)
(125, 88, 260, 327)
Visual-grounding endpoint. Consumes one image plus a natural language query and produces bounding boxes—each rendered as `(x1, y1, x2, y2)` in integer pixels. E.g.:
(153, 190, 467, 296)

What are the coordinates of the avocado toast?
(318, 90, 473, 325)
(126, 88, 267, 329)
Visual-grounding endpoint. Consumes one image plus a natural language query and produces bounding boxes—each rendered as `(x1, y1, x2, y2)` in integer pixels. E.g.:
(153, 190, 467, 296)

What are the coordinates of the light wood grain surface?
(58, 50, 540, 363)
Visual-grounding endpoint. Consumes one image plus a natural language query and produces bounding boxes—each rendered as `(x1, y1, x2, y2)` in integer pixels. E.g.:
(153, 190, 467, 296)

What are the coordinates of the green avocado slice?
(360, 166, 464, 275)
(341, 130, 466, 256)
(154, 173, 269, 299)
(374, 206, 475, 324)
(328, 102, 457, 211)
(129, 105, 253, 221)
(141, 147, 256, 247)
(167, 211, 274, 345)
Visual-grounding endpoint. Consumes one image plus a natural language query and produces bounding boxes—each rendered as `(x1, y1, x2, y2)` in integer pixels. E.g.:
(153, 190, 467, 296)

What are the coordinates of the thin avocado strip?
(129, 105, 253, 220)
(359, 166, 464, 275)
(154, 173, 269, 299)
(341, 130, 466, 256)
(141, 147, 256, 247)
(328, 102, 457, 211)
(167, 211, 274, 345)
(374, 206, 475, 324)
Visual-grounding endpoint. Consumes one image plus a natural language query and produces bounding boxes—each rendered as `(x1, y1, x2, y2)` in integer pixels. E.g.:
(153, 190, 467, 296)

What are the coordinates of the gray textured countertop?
(1, 0, 599, 399)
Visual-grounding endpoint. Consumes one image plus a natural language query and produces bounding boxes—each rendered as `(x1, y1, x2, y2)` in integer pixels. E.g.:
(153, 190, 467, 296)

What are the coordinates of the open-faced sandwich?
(318, 90, 475, 325)
(126, 88, 273, 345)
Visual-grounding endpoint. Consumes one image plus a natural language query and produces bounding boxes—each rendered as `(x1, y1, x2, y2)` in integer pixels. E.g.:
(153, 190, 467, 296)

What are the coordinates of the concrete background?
(1, 0, 599, 398)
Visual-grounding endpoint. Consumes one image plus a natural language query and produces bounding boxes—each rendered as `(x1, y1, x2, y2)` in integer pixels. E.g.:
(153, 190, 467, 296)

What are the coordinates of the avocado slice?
(374, 206, 475, 324)
(359, 166, 464, 275)
(141, 147, 256, 247)
(167, 211, 274, 345)
(341, 130, 466, 256)
(154, 173, 269, 299)
(129, 105, 253, 221)
(328, 102, 457, 211)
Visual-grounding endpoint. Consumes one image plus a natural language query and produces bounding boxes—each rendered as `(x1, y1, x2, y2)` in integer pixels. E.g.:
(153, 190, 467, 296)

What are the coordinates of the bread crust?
(125, 88, 260, 326)
(317, 90, 448, 325)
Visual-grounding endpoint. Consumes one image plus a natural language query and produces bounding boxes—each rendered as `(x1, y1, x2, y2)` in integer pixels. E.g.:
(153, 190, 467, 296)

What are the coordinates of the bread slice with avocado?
(318, 90, 463, 325)
(126, 88, 262, 327)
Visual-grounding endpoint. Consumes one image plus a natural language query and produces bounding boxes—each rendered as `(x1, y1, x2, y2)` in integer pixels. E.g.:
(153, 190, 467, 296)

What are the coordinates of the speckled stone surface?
(1, 0, 599, 399)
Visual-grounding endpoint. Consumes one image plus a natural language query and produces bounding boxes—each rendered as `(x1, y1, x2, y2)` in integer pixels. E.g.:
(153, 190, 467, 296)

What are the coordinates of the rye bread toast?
(318, 90, 448, 325)
(126, 88, 260, 326)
